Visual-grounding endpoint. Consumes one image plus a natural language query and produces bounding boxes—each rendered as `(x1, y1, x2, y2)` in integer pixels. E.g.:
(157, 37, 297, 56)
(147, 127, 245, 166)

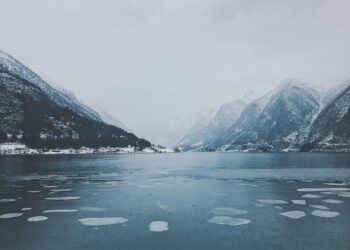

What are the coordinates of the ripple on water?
(0, 199, 16, 203)
(50, 189, 72, 192)
(297, 188, 350, 192)
(149, 221, 169, 232)
(45, 197, 80, 201)
(211, 207, 248, 216)
(28, 216, 48, 222)
(257, 199, 288, 205)
(338, 192, 350, 198)
(43, 209, 78, 213)
(208, 216, 251, 226)
(80, 207, 106, 212)
(311, 210, 339, 218)
(322, 199, 343, 204)
(310, 205, 329, 210)
(78, 217, 128, 226)
(21, 208, 32, 211)
(0, 213, 23, 219)
(301, 194, 322, 199)
(280, 211, 306, 219)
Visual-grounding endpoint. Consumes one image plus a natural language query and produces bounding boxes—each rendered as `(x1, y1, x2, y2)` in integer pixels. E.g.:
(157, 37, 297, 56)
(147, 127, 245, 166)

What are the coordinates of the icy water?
(1, 153, 350, 250)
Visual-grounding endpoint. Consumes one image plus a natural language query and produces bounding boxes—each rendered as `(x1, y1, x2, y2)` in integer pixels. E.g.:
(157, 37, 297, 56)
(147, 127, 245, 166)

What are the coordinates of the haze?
(1, 0, 350, 145)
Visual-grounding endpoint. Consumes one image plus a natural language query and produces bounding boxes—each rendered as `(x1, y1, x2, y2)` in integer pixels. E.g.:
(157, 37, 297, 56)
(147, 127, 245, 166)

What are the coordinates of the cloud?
(1, 0, 349, 145)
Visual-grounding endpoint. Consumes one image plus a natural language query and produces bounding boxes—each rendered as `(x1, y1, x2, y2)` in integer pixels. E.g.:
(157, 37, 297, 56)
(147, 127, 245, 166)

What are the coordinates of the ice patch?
(297, 188, 350, 192)
(280, 211, 306, 219)
(45, 196, 80, 200)
(301, 194, 322, 199)
(43, 209, 78, 213)
(0, 213, 23, 219)
(0, 198, 16, 203)
(322, 199, 343, 204)
(80, 207, 106, 212)
(43, 185, 58, 188)
(275, 206, 283, 210)
(28, 216, 48, 222)
(208, 216, 250, 226)
(311, 210, 339, 218)
(149, 221, 169, 232)
(26, 190, 41, 193)
(257, 199, 288, 205)
(291, 200, 306, 205)
(78, 217, 128, 226)
(211, 207, 248, 216)
(21, 208, 32, 211)
(310, 205, 329, 210)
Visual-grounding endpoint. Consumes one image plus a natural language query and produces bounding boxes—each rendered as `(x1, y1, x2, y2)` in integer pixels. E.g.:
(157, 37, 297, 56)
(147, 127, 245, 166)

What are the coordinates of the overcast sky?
(1, 0, 350, 145)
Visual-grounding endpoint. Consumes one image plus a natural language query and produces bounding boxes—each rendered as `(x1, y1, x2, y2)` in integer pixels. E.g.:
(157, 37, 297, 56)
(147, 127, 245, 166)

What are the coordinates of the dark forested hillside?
(0, 60, 150, 150)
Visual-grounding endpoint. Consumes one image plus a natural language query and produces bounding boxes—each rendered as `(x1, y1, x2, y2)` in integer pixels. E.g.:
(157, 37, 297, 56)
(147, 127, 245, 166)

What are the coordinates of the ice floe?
(80, 207, 106, 212)
(297, 188, 350, 192)
(43, 209, 78, 213)
(280, 211, 306, 219)
(310, 205, 329, 210)
(149, 221, 169, 232)
(291, 200, 306, 205)
(322, 199, 344, 204)
(257, 199, 288, 205)
(78, 217, 128, 226)
(43, 185, 58, 188)
(21, 208, 32, 211)
(301, 194, 322, 199)
(208, 216, 250, 226)
(0, 213, 23, 219)
(28, 216, 48, 222)
(311, 210, 339, 218)
(0, 198, 16, 203)
(45, 196, 80, 201)
(211, 207, 248, 216)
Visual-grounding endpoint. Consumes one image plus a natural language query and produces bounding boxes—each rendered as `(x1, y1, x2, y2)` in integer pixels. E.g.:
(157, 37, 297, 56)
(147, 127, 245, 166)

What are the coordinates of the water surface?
(1, 153, 350, 250)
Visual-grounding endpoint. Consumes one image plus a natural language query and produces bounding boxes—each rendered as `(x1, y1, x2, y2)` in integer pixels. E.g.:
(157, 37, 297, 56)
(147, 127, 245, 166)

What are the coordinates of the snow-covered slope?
(176, 100, 246, 151)
(211, 79, 324, 151)
(0, 50, 102, 121)
(301, 80, 350, 151)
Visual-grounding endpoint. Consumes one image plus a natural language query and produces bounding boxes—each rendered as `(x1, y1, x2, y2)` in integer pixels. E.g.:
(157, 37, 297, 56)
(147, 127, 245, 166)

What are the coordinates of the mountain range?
(177, 79, 350, 152)
(0, 50, 151, 149)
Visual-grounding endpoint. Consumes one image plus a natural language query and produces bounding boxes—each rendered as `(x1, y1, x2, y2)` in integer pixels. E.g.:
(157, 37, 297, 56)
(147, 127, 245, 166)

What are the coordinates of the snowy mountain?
(0, 50, 102, 121)
(301, 80, 350, 151)
(211, 79, 323, 151)
(0, 50, 151, 149)
(176, 100, 246, 151)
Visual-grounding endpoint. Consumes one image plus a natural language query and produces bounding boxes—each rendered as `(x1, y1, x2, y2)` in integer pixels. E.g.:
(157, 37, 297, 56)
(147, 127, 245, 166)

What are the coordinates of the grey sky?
(1, 0, 350, 145)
